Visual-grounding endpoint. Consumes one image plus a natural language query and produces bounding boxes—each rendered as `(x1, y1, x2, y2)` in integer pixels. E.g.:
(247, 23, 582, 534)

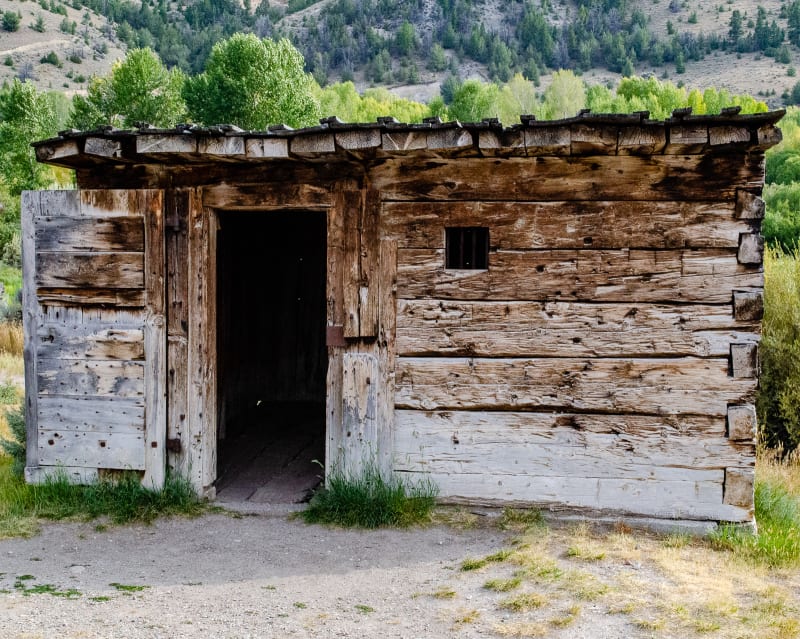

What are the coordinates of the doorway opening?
(215, 211, 328, 503)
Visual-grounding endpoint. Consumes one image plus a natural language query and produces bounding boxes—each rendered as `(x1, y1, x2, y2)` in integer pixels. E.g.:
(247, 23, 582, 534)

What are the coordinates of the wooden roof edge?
(33, 109, 785, 167)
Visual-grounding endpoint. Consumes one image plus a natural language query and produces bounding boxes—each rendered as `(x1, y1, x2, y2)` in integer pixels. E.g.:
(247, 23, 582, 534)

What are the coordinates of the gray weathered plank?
(382, 200, 746, 249)
(38, 429, 145, 470)
(36, 323, 144, 360)
(36, 252, 144, 289)
(37, 358, 144, 398)
(397, 470, 749, 521)
(393, 410, 750, 482)
(38, 395, 145, 432)
(34, 216, 144, 252)
(395, 356, 756, 415)
(398, 248, 763, 303)
(21, 190, 41, 474)
(397, 300, 757, 358)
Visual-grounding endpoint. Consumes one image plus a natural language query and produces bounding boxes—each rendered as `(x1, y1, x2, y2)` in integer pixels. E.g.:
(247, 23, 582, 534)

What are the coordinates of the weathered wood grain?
(397, 248, 763, 303)
(38, 429, 145, 470)
(394, 410, 750, 477)
(36, 252, 144, 289)
(738, 233, 764, 265)
(359, 189, 380, 338)
(38, 396, 145, 432)
(36, 323, 145, 360)
(395, 357, 756, 415)
(22, 191, 41, 474)
(186, 194, 217, 496)
(398, 470, 749, 521)
(341, 188, 363, 338)
(37, 358, 144, 398)
(202, 182, 331, 210)
(382, 200, 747, 250)
(731, 343, 758, 378)
(79, 190, 148, 218)
(339, 351, 379, 476)
(35, 288, 146, 307)
(733, 288, 764, 321)
(143, 188, 166, 489)
(728, 405, 757, 441)
(735, 190, 765, 219)
(34, 216, 144, 252)
(372, 155, 765, 202)
(396, 300, 757, 358)
(724, 467, 755, 507)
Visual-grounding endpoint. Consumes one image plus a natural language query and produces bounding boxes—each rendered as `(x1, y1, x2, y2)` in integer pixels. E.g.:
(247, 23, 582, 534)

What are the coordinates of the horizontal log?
(201, 182, 331, 210)
(36, 323, 144, 360)
(79, 190, 158, 218)
(397, 248, 763, 303)
(38, 429, 144, 470)
(382, 200, 747, 250)
(397, 300, 757, 358)
(41, 306, 144, 325)
(394, 411, 751, 479)
(395, 357, 756, 415)
(36, 252, 144, 289)
(35, 216, 144, 252)
(38, 396, 145, 432)
(372, 155, 764, 202)
(35, 288, 145, 307)
(397, 471, 749, 522)
(38, 358, 144, 398)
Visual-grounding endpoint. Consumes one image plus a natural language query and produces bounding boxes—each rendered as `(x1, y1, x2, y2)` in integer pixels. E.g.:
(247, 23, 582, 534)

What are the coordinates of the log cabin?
(23, 108, 782, 528)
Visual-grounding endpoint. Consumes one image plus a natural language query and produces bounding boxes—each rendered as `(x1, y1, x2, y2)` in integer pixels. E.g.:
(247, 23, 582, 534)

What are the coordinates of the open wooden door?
(21, 190, 166, 489)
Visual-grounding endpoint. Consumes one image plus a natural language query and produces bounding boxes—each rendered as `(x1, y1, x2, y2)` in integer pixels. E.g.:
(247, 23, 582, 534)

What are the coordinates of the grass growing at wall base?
(302, 463, 438, 528)
(710, 457, 800, 567)
(0, 456, 205, 539)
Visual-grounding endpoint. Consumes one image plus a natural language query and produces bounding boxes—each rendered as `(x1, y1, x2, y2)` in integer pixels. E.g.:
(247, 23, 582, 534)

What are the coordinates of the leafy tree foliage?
(316, 82, 428, 123)
(184, 34, 320, 129)
(0, 81, 58, 195)
(69, 48, 186, 129)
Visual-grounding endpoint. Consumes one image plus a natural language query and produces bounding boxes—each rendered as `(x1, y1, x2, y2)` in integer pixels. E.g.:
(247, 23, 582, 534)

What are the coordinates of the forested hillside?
(2, 0, 800, 106)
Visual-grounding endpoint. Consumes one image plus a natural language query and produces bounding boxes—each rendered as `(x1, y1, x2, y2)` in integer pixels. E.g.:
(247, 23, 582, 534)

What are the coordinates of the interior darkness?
(215, 212, 327, 503)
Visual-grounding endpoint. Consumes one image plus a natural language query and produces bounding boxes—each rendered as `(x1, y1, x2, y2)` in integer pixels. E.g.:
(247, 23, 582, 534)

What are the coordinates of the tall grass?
(0, 321, 23, 357)
(711, 455, 800, 567)
(758, 246, 800, 452)
(302, 462, 438, 528)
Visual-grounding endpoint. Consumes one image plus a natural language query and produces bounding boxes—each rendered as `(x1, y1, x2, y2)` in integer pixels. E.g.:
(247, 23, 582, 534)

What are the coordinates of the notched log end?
(727, 405, 756, 441)
(723, 467, 755, 508)
(733, 289, 764, 321)
(730, 343, 758, 378)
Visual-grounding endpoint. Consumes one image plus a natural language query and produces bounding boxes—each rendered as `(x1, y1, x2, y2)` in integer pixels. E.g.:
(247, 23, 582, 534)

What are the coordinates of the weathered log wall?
(378, 155, 761, 522)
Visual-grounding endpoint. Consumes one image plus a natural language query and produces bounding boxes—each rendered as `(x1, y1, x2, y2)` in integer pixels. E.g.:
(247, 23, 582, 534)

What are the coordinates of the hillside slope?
(0, 0, 795, 110)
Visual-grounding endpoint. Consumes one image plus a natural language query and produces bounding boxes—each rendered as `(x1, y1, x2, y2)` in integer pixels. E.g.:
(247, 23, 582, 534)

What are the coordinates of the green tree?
(395, 21, 417, 57)
(70, 48, 186, 129)
(184, 34, 320, 129)
(540, 69, 585, 120)
(448, 79, 499, 122)
(496, 73, 538, 125)
(2, 11, 20, 32)
(428, 44, 447, 72)
(0, 80, 57, 195)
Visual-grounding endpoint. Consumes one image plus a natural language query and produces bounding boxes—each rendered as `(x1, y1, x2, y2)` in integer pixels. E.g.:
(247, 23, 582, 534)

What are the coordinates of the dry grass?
(0, 322, 22, 358)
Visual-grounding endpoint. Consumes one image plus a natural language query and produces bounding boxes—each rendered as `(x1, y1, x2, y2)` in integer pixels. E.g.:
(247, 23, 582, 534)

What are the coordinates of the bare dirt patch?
(0, 512, 797, 638)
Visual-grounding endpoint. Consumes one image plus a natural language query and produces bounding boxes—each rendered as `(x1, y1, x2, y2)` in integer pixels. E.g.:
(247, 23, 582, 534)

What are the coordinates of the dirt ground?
(0, 510, 798, 639)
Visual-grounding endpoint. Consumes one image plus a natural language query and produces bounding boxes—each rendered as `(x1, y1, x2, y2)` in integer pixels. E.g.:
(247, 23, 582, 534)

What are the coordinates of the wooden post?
(21, 191, 40, 480)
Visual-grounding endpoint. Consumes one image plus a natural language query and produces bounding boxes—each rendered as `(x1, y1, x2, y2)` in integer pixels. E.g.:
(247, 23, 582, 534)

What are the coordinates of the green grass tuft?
(710, 478, 800, 567)
(301, 462, 437, 528)
(0, 456, 205, 538)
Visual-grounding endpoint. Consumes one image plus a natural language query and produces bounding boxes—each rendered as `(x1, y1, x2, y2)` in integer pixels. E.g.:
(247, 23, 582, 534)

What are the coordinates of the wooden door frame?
(187, 183, 336, 497)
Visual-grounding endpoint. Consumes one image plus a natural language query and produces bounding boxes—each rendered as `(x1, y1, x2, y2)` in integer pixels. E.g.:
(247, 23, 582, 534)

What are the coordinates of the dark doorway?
(215, 211, 327, 503)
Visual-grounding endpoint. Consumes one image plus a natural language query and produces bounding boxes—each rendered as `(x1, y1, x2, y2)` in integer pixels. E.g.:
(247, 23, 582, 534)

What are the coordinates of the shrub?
(2, 11, 20, 32)
(758, 246, 800, 452)
(40, 51, 60, 66)
(763, 183, 800, 249)
(302, 461, 437, 528)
